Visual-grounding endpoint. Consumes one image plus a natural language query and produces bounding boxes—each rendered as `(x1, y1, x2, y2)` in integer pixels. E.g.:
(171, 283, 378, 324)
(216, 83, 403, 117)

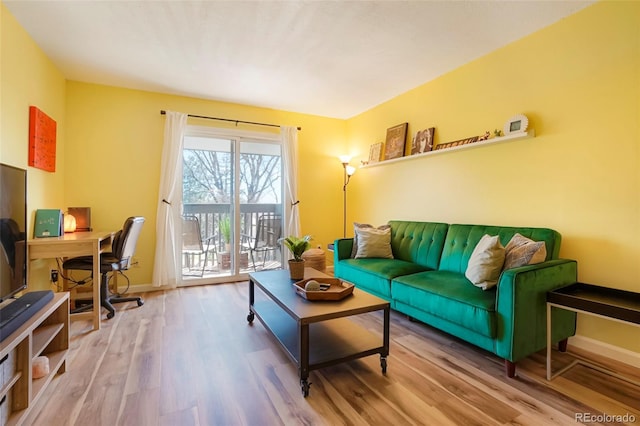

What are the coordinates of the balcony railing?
(183, 203, 281, 249)
(182, 203, 283, 276)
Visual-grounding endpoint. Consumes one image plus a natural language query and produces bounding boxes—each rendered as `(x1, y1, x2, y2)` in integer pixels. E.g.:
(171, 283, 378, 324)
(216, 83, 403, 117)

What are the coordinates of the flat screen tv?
(0, 163, 27, 302)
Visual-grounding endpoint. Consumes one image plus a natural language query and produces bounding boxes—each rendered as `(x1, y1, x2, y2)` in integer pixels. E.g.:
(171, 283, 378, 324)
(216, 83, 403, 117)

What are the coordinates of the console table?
(546, 282, 640, 385)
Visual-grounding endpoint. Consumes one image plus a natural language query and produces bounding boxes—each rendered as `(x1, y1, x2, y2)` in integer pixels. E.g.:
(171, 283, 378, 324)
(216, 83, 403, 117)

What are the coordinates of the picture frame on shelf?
(383, 122, 408, 160)
(410, 127, 435, 155)
(504, 114, 529, 135)
(434, 136, 479, 150)
(368, 142, 383, 163)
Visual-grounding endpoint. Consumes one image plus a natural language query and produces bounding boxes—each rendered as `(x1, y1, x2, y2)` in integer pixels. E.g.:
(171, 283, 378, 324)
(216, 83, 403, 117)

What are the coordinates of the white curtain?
(152, 111, 188, 288)
(281, 126, 300, 241)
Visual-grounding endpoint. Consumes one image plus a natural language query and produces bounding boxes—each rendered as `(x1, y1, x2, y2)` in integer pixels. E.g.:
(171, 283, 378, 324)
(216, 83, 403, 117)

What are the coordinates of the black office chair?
(0, 218, 26, 289)
(63, 216, 145, 319)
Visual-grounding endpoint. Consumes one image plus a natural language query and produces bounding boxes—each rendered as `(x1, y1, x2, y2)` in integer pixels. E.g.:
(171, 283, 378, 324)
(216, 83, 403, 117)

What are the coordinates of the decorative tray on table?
(293, 278, 355, 301)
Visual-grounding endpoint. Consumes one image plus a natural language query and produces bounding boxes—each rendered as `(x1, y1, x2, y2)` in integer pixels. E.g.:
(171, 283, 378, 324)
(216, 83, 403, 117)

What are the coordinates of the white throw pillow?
(465, 234, 505, 290)
(351, 222, 390, 258)
(354, 226, 394, 259)
(503, 233, 547, 270)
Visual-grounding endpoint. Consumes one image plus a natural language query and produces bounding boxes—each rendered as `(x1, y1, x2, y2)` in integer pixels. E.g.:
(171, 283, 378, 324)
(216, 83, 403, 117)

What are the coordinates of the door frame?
(178, 125, 286, 285)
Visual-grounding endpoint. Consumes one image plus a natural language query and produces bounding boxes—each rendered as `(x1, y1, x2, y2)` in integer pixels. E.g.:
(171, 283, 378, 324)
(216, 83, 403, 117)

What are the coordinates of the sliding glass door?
(180, 128, 283, 284)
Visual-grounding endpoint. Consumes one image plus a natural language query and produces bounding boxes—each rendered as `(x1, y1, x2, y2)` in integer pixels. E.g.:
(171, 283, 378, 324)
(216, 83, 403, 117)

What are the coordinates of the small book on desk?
(34, 209, 63, 238)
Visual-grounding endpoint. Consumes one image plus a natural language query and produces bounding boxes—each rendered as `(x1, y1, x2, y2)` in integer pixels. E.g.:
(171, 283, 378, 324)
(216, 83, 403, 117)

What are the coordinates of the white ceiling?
(5, 1, 594, 119)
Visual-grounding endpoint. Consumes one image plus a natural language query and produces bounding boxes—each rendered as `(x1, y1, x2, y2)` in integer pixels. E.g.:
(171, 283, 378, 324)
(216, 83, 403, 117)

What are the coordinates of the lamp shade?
(346, 165, 356, 176)
(64, 214, 77, 233)
(339, 155, 351, 164)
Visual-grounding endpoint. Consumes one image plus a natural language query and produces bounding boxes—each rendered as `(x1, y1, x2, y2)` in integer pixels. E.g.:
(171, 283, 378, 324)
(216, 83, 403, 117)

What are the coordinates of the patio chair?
(241, 214, 282, 270)
(182, 215, 217, 276)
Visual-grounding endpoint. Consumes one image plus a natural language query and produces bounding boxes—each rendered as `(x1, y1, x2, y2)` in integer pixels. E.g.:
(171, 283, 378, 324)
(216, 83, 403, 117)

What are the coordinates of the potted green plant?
(217, 216, 249, 270)
(220, 216, 231, 249)
(218, 216, 232, 269)
(279, 235, 312, 280)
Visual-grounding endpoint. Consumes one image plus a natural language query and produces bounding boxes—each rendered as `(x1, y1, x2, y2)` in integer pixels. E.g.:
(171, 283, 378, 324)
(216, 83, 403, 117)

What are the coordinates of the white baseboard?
(570, 334, 640, 368)
(116, 280, 233, 293)
(116, 283, 157, 293)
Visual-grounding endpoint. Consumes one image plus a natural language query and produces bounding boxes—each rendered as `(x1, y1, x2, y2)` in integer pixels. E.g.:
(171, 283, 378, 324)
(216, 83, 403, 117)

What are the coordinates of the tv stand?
(0, 291, 54, 342)
(0, 292, 69, 426)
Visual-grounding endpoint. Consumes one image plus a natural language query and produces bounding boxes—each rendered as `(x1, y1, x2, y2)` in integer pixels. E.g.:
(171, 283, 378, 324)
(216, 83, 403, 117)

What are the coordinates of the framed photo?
(434, 136, 479, 150)
(410, 127, 435, 155)
(368, 142, 383, 163)
(383, 122, 408, 160)
(504, 114, 529, 135)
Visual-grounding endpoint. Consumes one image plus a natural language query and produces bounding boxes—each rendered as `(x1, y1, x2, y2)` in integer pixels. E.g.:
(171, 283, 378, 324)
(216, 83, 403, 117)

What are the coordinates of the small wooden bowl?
(293, 278, 354, 301)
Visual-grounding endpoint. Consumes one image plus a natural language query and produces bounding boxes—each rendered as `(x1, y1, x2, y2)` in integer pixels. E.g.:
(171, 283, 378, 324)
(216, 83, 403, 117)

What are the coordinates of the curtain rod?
(160, 110, 301, 131)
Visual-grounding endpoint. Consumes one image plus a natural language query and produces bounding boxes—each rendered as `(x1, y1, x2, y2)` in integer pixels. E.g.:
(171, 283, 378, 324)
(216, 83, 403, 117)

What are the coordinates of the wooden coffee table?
(247, 268, 390, 397)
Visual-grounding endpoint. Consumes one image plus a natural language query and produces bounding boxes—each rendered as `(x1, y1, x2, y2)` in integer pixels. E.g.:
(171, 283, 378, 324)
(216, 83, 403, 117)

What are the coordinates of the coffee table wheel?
(247, 312, 255, 323)
(301, 378, 311, 397)
(380, 356, 387, 374)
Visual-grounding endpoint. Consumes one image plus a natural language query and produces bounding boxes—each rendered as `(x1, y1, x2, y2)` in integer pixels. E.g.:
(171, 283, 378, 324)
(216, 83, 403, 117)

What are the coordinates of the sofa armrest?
(495, 259, 577, 362)
(334, 238, 354, 262)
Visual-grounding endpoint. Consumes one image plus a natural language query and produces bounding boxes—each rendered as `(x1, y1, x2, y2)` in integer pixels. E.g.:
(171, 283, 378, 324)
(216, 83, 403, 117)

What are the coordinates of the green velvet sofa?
(333, 220, 577, 377)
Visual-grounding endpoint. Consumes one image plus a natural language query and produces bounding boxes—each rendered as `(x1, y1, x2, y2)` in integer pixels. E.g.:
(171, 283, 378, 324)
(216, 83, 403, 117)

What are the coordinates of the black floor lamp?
(340, 156, 356, 238)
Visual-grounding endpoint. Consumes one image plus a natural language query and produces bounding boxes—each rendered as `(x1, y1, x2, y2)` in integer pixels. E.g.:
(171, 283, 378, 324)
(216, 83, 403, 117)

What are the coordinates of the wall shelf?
(362, 130, 535, 168)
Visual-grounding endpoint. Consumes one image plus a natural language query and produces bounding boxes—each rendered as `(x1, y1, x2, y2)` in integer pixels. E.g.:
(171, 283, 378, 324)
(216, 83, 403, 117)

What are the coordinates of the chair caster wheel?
(107, 312, 115, 319)
(137, 300, 144, 307)
(300, 379, 311, 397)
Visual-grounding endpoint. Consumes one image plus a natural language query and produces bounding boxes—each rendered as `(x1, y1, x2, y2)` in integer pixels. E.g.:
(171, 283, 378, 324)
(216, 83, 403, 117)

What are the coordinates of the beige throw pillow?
(503, 233, 547, 270)
(351, 223, 391, 258)
(354, 226, 394, 259)
(465, 234, 505, 290)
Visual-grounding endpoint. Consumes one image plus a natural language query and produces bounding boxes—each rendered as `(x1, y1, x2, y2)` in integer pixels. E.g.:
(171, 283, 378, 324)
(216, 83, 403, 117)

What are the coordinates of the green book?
(34, 209, 63, 238)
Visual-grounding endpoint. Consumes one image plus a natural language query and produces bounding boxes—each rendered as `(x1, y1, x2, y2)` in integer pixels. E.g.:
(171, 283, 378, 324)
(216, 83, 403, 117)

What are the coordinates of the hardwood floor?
(25, 282, 640, 425)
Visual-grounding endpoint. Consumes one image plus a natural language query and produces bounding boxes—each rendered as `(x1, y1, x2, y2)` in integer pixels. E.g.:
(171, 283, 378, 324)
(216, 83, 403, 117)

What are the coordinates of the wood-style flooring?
(25, 281, 640, 425)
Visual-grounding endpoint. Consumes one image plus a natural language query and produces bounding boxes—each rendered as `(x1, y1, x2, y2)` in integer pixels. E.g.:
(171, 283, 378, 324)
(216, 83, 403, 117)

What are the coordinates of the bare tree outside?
(183, 150, 281, 204)
(240, 153, 281, 203)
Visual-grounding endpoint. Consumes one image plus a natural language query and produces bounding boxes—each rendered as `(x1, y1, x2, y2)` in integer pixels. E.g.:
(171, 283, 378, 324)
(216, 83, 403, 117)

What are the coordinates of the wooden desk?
(28, 231, 114, 331)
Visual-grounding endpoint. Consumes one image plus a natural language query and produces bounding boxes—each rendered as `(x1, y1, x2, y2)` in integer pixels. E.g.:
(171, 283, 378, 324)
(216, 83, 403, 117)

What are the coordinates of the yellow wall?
(2, 2, 347, 291)
(346, 1, 640, 352)
(1, 3, 67, 289)
(64, 82, 347, 285)
(3, 0, 639, 355)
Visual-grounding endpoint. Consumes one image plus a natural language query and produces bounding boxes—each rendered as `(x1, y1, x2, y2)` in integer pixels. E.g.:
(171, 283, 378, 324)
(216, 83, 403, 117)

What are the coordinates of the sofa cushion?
(338, 258, 430, 298)
(392, 270, 497, 338)
(465, 234, 505, 290)
(503, 233, 547, 270)
(388, 221, 449, 269)
(439, 224, 560, 275)
(354, 225, 393, 259)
